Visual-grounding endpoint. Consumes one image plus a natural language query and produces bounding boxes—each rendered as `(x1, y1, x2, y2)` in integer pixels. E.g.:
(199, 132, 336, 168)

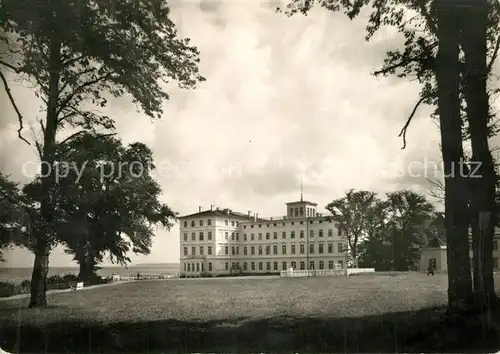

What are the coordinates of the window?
(243, 262, 248, 271)
(225, 232, 228, 240)
(191, 233, 196, 241)
(199, 232, 204, 241)
(291, 231, 295, 238)
(191, 220, 195, 227)
(300, 261, 305, 270)
(236, 233, 239, 241)
(291, 244, 296, 254)
(310, 230, 314, 238)
(495, 258, 499, 269)
(282, 232, 286, 239)
(258, 246, 263, 255)
(328, 260, 334, 269)
(266, 246, 270, 255)
(300, 221, 304, 225)
(259, 262, 263, 270)
(258, 233, 262, 240)
(494, 240, 498, 250)
(328, 243, 333, 253)
(209, 263, 212, 271)
(208, 219, 212, 226)
(319, 261, 324, 270)
(232, 221, 235, 226)
(192, 246, 196, 255)
(266, 232, 270, 240)
(236, 246, 240, 255)
(273, 232, 278, 239)
(183, 247, 187, 256)
(339, 260, 344, 268)
(208, 246, 212, 255)
(273, 245, 278, 255)
(200, 246, 204, 255)
(300, 230, 304, 238)
(267, 224, 270, 228)
(273, 262, 278, 270)
(295, 208, 298, 217)
(208, 231, 212, 240)
(338, 243, 344, 253)
(282, 245, 287, 254)
(183, 233, 188, 241)
(282, 261, 287, 270)
(184, 221, 188, 228)
(259, 224, 262, 228)
(266, 262, 271, 271)
(244, 247, 248, 255)
(339, 228, 343, 236)
(251, 246, 255, 255)
(309, 244, 314, 254)
(225, 246, 228, 255)
(232, 246, 235, 255)
(196, 263, 200, 272)
(251, 234, 255, 241)
(231, 232, 235, 241)
(300, 244, 305, 254)
(291, 261, 296, 269)
(251, 262, 255, 271)
(319, 244, 324, 254)
(328, 229, 333, 237)
(184, 263, 186, 271)
(244, 234, 248, 241)
(201, 263, 204, 272)
(187, 263, 191, 271)
(225, 262, 229, 270)
(319, 229, 324, 237)
(225, 220, 228, 226)
(199, 220, 203, 226)
(309, 261, 315, 270)
(299, 207, 304, 216)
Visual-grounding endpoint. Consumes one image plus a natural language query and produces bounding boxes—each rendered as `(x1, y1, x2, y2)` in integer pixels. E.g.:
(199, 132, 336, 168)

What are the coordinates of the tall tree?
(326, 189, 380, 266)
(0, 0, 204, 307)
(25, 133, 176, 281)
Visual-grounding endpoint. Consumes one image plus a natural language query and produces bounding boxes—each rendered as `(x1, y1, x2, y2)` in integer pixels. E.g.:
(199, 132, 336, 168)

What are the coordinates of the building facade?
(179, 199, 348, 277)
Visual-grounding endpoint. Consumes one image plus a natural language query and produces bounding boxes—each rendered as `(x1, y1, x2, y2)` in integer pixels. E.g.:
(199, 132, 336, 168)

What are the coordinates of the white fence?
(280, 268, 375, 278)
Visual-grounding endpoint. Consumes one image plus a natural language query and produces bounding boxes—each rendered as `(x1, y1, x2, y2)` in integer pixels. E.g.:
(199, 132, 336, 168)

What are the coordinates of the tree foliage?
(24, 133, 177, 280)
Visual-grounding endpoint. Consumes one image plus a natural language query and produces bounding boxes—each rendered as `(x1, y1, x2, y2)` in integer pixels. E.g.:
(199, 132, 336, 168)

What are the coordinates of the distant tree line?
(326, 189, 444, 272)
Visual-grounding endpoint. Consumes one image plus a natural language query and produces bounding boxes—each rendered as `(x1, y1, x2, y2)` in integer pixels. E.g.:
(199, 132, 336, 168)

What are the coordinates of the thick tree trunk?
(28, 39, 61, 308)
(434, 0, 474, 310)
(460, 1, 497, 308)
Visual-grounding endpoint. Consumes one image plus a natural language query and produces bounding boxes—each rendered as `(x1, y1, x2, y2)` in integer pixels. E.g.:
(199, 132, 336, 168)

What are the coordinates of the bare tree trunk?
(460, 0, 497, 309)
(28, 39, 61, 308)
(434, 0, 474, 310)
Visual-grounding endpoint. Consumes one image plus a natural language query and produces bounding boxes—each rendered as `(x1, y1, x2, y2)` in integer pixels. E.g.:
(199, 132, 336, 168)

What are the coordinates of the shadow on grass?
(1, 306, 500, 353)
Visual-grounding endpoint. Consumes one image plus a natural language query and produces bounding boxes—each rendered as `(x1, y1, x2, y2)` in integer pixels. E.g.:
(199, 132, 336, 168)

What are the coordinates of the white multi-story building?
(179, 198, 348, 277)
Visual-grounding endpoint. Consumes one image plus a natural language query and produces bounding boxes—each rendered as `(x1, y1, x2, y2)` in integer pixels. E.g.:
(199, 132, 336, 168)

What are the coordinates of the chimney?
(248, 211, 251, 217)
(199, 206, 202, 213)
(226, 209, 230, 215)
(210, 205, 214, 211)
(254, 213, 258, 222)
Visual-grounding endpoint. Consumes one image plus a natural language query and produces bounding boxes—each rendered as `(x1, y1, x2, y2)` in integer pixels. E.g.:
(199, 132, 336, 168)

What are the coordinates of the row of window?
(288, 206, 316, 218)
(183, 243, 346, 256)
(183, 219, 238, 228)
(183, 229, 341, 242)
(183, 260, 344, 272)
(242, 219, 330, 228)
(183, 218, 333, 229)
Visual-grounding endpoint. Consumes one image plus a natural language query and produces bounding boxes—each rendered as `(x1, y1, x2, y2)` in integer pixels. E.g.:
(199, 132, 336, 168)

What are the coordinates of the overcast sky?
(0, 0, 450, 267)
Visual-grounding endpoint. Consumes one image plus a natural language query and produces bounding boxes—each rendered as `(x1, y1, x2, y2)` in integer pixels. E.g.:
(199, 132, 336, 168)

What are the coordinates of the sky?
(0, 0, 458, 267)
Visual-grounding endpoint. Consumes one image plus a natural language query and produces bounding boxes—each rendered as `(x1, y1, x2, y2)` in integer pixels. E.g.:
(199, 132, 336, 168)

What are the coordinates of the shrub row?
(0, 274, 113, 298)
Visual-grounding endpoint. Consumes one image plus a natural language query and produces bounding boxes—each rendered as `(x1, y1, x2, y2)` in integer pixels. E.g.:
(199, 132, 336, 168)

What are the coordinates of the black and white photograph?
(1, 0, 500, 352)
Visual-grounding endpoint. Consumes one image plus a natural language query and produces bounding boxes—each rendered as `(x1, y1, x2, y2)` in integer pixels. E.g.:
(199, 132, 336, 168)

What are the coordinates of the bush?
(0, 281, 16, 298)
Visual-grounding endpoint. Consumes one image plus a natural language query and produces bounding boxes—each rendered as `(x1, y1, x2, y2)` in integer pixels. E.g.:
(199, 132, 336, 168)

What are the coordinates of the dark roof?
(179, 209, 253, 220)
(286, 201, 318, 206)
(426, 236, 446, 248)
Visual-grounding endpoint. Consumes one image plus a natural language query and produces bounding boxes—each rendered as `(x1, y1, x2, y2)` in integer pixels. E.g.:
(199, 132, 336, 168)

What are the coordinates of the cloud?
(0, 0, 442, 267)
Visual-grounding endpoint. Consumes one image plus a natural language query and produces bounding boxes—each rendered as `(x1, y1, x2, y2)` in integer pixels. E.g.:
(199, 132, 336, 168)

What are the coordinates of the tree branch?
(398, 95, 428, 149)
(0, 69, 30, 145)
(487, 34, 500, 74)
(56, 74, 111, 116)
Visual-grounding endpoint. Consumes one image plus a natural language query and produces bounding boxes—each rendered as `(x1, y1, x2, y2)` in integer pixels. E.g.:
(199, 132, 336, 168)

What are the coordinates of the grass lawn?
(1, 273, 499, 353)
